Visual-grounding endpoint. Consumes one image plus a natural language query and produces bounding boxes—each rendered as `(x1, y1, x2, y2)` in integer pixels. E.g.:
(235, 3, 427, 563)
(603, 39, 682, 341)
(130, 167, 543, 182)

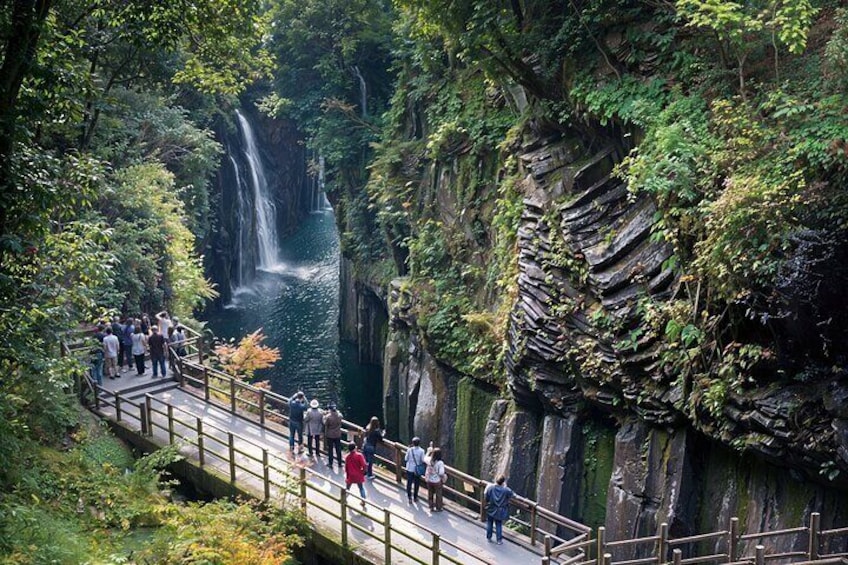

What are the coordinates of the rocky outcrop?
(339, 258, 388, 365)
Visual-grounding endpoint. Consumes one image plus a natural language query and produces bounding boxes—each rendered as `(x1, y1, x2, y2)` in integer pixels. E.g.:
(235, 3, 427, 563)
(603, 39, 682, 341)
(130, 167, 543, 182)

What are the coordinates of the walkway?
(93, 370, 551, 565)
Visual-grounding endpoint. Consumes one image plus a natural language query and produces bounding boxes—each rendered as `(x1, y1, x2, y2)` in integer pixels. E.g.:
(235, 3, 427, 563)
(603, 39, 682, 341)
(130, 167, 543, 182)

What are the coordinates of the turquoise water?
(204, 210, 383, 426)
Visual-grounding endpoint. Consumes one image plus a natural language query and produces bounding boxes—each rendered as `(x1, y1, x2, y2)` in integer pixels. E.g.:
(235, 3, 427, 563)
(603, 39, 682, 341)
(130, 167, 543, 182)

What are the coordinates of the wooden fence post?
(262, 449, 270, 501)
(673, 549, 682, 565)
(596, 527, 606, 565)
(394, 446, 403, 484)
(145, 395, 153, 436)
(544, 535, 552, 558)
(115, 393, 122, 422)
(139, 404, 147, 435)
(729, 517, 739, 563)
(755, 545, 765, 565)
(657, 522, 669, 565)
(94, 384, 101, 410)
(197, 418, 205, 467)
(808, 512, 820, 561)
(299, 467, 307, 513)
(228, 432, 236, 482)
(230, 378, 236, 413)
(530, 503, 538, 545)
(432, 533, 440, 565)
(384, 509, 392, 564)
(479, 481, 487, 522)
(340, 490, 348, 547)
(604, 553, 612, 565)
(259, 390, 266, 426)
(203, 367, 210, 402)
(167, 405, 174, 444)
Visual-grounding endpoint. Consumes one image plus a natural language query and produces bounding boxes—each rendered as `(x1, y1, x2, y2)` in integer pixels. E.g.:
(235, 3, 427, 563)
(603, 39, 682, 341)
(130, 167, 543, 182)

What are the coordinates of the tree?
(214, 329, 281, 381)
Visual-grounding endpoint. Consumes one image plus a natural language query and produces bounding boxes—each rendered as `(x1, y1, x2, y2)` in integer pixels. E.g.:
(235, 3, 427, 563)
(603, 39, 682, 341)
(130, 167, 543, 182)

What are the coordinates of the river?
(204, 209, 383, 426)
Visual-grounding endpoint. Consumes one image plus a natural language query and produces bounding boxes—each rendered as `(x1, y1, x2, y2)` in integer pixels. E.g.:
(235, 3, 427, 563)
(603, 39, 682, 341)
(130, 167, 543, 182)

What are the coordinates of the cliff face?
(343, 119, 848, 541)
(326, 1, 848, 545)
(206, 106, 308, 305)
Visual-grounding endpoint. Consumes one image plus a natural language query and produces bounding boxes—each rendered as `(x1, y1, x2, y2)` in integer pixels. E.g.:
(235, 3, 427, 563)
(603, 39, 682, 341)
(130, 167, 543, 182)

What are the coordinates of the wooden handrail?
(173, 354, 592, 540)
(142, 394, 496, 565)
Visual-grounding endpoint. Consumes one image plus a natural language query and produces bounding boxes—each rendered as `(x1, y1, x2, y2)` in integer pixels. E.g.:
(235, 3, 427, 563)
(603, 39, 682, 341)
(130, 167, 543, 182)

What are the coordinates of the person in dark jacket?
(288, 391, 308, 453)
(323, 403, 344, 467)
(147, 326, 168, 378)
(484, 475, 514, 545)
(363, 416, 384, 479)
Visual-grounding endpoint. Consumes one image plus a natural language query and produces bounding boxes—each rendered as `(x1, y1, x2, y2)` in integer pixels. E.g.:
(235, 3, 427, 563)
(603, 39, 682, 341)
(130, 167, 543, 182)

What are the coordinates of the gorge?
(203, 0, 848, 551)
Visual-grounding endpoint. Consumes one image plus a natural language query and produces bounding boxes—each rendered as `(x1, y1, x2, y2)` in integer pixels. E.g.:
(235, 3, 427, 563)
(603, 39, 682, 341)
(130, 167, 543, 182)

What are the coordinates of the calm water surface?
(204, 210, 382, 426)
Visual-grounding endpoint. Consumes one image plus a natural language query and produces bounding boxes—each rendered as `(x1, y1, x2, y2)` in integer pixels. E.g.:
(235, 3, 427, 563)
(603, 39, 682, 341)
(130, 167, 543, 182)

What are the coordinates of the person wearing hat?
(288, 391, 309, 453)
(304, 398, 324, 458)
(323, 402, 344, 467)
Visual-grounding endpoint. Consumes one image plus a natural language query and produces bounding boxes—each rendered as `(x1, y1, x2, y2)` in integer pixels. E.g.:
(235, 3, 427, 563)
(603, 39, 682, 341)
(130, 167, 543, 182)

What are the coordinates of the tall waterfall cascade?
(235, 110, 281, 272)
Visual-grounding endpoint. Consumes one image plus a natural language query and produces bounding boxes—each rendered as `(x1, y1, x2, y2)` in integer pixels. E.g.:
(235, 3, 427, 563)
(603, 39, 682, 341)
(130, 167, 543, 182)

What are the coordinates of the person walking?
(103, 326, 120, 380)
(131, 325, 148, 375)
(288, 391, 308, 453)
(424, 443, 447, 512)
(404, 437, 426, 503)
(484, 475, 514, 545)
(147, 326, 168, 378)
(344, 443, 368, 509)
(90, 324, 105, 385)
(304, 399, 324, 458)
(363, 416, 384, 480)
(324, 403, 344, 467)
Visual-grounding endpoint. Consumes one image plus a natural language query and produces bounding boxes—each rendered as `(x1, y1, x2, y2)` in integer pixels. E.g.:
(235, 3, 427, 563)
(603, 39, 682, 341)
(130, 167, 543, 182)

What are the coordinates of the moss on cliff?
(454, 377, 497, 476)
(577, 419, 616, 529)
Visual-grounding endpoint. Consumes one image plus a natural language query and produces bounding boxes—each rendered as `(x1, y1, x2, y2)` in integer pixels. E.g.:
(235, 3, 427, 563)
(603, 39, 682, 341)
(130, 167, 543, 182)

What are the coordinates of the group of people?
(89, 311, 188, 384)
(286, 392, 514, 544)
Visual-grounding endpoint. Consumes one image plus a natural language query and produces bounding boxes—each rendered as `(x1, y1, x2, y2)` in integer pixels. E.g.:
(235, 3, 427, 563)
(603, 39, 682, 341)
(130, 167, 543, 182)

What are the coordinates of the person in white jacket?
(424, 442, 447, 511)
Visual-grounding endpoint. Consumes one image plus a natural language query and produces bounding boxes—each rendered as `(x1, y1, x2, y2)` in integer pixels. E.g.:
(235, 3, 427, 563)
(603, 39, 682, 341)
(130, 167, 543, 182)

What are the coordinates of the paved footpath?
(97, 373, 546, 565)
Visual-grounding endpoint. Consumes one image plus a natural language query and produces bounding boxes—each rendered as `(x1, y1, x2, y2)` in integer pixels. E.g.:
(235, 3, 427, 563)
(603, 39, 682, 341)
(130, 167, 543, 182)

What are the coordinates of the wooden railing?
(543, 515, 848, 565)
(168, 350, 592, 547)
(142, 394, 496, 565)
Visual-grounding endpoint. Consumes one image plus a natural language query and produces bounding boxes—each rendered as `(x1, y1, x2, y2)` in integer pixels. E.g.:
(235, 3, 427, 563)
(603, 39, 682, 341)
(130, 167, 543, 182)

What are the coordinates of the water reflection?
(204, 210, 382, 425)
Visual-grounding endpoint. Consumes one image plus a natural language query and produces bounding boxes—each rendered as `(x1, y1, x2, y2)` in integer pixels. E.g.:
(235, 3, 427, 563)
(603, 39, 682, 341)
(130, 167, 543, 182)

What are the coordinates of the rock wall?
(365, 127, 848, 546)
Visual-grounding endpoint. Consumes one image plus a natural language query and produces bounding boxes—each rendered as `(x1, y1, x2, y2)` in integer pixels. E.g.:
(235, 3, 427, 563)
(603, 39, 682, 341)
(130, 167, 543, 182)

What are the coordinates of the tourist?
(404, 437, 426, 503)
(288, 391, 308, 453)
(363, 416, 384, 480)
(344, 443, 368, 509)
(90, 324, 105, 385)
(484, 475, 514, 545)
(119, 317, 134, 373)
(147, 326, 168, 378)
(424, 442, 447, 512)
(304, 399, 324, 458)
(131, 325, 148, 375)
(103, 326, 120, 380)
(156, 310, 172, 337)
(324, 403, 344, 467)
(140, 314, 151, 335)
(174, 325, 187, 357)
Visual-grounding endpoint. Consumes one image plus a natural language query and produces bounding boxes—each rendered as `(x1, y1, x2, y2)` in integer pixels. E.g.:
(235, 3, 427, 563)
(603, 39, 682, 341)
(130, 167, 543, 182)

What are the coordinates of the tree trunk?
(0, 0, 55, 237)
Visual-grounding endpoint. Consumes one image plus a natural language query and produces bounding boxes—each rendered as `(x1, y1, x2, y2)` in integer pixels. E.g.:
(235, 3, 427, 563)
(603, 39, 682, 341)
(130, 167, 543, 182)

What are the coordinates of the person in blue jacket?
(288, 391, 308, 452)
(484, 475, 514, 545)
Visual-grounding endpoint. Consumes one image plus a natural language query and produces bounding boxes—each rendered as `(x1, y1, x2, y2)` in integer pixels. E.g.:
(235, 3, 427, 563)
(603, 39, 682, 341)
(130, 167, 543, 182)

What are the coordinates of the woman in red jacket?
(345, 443, 368, 509)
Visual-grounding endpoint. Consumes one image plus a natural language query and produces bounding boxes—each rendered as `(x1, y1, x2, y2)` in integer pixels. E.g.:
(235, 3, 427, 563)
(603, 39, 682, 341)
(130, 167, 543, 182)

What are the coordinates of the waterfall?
(236, 110, 281, 270)
(352, 66, 367, 117)
(229, 154, 251, 287)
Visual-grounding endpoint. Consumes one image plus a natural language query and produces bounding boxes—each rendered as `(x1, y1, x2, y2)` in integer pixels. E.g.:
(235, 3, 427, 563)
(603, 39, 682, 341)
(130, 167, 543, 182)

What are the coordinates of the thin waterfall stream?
(205, 111, 381, 426)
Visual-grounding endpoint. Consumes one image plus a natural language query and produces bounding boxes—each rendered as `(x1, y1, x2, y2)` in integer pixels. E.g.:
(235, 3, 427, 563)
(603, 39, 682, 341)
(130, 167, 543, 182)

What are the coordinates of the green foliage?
(137, 499, 304, 564)
(100, 163, 218, 318)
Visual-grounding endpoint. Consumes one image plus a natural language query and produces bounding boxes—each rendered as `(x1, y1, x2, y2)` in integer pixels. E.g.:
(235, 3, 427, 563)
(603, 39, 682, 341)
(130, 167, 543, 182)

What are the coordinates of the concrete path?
(96, 372, 546, 565)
